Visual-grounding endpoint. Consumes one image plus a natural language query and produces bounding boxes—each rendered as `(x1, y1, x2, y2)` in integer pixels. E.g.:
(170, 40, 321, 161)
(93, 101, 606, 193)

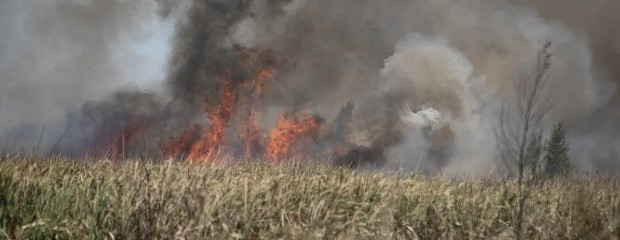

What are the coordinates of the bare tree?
(495, 42, 553, 239)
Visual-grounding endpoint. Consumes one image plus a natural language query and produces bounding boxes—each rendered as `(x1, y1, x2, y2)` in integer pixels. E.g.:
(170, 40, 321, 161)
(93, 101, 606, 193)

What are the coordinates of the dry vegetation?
(0, 155, 619, 239)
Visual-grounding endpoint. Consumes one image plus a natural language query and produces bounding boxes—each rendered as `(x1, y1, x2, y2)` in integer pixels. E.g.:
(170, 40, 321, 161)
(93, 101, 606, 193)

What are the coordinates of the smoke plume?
(1, 0, 618, 175)
(506, 0, 620, 174)
(0, 0, 182, 150)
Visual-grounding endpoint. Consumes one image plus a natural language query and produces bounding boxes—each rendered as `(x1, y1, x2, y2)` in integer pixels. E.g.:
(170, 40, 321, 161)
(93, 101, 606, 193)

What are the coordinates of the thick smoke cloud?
(0, 0, 181, 149)
(232, 0, 616, 174)
(2, 0, 618, 175)
(506, 0, 620, 174)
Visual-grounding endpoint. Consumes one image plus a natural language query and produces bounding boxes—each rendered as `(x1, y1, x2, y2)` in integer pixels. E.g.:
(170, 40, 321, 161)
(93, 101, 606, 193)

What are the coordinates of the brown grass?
(0, 155, 618, 239)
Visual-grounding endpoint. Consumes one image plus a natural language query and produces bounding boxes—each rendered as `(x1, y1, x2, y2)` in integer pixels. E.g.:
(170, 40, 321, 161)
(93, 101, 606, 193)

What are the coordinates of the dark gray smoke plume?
(1, 0, 618, 175)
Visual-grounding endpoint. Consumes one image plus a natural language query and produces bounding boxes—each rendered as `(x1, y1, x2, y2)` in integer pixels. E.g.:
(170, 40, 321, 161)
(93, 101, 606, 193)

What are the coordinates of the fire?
(148, 46, 356, 165)
(161, 124, 199, 159)
(330, 145, 351, 157)
(160, 47, 285, 162)
(251, 68, 276, 96)
(267, 112, 322, 160)
(239, 112, 262, 157)
(186, 83, 237, 162)
(238, 62, 278, 158)
(234, 45, 289, 68)
(92, 118, 144, 159)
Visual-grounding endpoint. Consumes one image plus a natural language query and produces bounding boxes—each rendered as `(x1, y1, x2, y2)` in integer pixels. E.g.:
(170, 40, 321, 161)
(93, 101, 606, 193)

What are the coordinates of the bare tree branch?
(494, 42, 553, 240)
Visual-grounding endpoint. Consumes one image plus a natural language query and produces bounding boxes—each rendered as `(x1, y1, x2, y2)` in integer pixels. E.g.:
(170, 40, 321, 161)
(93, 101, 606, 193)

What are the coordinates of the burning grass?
(81, 45, 364, 166)
(0, 156, 619, 239)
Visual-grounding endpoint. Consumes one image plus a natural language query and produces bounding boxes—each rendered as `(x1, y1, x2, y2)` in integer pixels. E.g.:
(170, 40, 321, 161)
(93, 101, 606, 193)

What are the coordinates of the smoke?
(400, 105, 441, 133)
(393, 105, 442, 172)
(368, 34, 495, 174)
(508, 0, 620, 87)
(137, 0, 618, 175)
(2, 0, 618, 175)
(231, 0, 614, 174)
(0, 0, 183, 149)
(504, 0, 620, 175)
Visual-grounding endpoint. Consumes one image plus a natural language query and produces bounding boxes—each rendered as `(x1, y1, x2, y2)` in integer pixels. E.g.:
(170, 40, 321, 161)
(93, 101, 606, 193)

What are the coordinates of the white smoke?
(400, 105, 441, 133)
(378, 34, 495, 173)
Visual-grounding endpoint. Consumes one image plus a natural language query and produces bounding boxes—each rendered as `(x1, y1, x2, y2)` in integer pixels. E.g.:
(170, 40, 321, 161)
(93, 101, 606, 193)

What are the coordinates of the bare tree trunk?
(495, 42, 553, 240)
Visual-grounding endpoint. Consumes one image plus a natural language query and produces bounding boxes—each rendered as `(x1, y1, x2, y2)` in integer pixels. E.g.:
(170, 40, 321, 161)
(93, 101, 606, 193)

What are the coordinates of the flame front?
(158, 47, 287, 162)
(238, 68, 277, 158)
(267, 112, 321, 160)
(90, 46, 354, 165)
(162, 125, 199, 159)
(186, 82, 237, 162)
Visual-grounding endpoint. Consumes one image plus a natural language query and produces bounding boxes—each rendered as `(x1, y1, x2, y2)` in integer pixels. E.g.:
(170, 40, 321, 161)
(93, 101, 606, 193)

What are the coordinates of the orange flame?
(238, 67, 277, 158)
(252, 68, 276, 96)
(234, 45, 290, 67)
(186, 83, 237, 162)
(267, 112, 321, 160)
(89, 46, 357, 164)
(239, 112, 262, 157)
(161, 124, 199, 159)
(159, 46, 329, 163)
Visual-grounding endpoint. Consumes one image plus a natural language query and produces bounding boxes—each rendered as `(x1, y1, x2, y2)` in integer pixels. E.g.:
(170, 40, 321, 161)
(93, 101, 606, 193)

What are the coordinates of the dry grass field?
(0, 155, 618, 239)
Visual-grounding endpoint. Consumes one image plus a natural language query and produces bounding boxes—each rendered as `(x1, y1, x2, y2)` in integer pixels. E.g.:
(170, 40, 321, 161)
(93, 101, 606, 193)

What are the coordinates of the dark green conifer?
(543, 121, 570, 177)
